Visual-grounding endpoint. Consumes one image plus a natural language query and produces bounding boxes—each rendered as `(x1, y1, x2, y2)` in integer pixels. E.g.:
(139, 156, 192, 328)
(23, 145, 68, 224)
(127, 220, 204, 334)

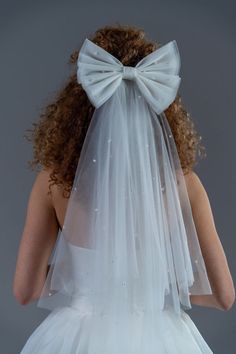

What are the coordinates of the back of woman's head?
(25, 24, 205, 198)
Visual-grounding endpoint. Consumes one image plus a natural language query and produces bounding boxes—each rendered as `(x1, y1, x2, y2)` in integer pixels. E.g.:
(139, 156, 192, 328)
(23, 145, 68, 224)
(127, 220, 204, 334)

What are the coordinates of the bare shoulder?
(21, 167, 61, 244)
(184, 170, 207, 203)
(183, 169, 216, 235)
(184, 169, 200, 186)
(32, 168, 52, 198)
(33, 169, 69, 229)
(32, 168, 61, 207)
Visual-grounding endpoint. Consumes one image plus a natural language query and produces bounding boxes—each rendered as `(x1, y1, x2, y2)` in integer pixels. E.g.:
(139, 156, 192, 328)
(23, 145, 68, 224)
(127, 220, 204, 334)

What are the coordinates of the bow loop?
(77, 38, 181, 113)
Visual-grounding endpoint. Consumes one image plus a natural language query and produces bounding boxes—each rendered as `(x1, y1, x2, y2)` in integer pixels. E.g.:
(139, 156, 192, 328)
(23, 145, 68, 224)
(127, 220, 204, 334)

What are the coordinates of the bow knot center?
(122, 66, 137, 80)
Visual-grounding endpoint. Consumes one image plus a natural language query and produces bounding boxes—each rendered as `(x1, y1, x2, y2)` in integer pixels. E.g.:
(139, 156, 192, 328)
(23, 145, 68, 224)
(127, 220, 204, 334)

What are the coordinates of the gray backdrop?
(0, 0, 235, 353)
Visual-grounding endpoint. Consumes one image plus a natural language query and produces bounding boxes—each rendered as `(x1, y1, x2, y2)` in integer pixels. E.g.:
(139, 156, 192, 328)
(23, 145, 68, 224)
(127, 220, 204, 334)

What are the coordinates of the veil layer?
(37, 38, 212, 318)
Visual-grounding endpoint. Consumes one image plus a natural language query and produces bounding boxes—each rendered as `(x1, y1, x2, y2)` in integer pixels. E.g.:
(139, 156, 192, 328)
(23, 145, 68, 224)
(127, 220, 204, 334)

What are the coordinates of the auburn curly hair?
(24, 24, 206, 199)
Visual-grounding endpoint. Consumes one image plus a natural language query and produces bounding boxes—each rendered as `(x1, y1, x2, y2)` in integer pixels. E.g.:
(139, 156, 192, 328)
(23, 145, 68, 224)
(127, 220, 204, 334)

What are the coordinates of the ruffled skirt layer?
(20, 298, 213, 354)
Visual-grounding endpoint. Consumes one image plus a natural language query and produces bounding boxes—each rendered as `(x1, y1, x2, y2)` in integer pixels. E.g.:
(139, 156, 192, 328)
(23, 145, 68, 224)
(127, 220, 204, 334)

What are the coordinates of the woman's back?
(14, 168, 234, 310)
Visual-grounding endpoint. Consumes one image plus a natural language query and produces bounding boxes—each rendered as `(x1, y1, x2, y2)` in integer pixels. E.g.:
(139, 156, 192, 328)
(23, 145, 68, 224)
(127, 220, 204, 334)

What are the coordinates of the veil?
(37, 37, 212, 318)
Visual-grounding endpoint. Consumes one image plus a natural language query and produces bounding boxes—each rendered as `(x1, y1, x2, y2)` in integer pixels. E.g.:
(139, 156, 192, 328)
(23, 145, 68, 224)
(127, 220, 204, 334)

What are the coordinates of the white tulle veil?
(37, 37, 212, 318)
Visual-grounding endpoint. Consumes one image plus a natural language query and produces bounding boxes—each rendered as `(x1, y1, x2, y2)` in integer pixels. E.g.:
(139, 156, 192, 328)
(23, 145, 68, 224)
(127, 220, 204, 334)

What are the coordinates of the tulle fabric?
(37, 80, 212, 318)
(20, 302, 213, 354)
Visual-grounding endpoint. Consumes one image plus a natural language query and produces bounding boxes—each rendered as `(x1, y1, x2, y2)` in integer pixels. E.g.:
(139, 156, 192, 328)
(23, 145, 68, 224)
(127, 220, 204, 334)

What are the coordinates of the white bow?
(77, 38, 181, 114)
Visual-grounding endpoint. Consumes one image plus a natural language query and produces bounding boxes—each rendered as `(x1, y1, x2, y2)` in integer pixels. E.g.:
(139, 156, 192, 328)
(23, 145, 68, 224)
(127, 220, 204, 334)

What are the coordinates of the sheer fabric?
(37, 38, 213, 320)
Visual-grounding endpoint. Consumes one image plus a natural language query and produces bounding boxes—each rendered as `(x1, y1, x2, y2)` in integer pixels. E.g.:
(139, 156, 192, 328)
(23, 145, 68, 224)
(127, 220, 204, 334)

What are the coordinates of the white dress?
(20, 296, 213, 353)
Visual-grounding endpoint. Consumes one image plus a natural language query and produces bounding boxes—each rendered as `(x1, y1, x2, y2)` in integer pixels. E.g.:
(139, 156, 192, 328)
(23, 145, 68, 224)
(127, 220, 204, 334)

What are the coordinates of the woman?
(14, 24, 235, 353)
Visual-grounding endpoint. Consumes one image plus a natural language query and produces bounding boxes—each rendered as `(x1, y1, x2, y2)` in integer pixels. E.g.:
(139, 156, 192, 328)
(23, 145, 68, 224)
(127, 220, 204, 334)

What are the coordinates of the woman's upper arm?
(184, 171, 235, 309)
(13, 169, 59, 305)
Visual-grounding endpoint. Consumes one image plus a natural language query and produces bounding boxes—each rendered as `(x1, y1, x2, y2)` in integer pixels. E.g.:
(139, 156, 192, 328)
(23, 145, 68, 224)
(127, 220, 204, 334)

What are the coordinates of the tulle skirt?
(20, 296, 213, 354)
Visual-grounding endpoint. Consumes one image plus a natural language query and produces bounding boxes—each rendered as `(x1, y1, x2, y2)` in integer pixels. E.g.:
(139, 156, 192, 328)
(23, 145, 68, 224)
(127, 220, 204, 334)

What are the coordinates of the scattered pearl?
(107, 139, 112, 143)
(194, 259, 198, 264)
(92, 159, 96, 162)
(168, 134, 172, 138)
(94, 208, 99, 212)
(49, 292, 52, 296)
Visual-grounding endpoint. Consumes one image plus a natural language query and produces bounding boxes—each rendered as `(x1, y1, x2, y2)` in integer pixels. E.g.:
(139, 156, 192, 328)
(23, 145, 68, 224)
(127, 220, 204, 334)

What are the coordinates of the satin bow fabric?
(77, 38, 181, 114)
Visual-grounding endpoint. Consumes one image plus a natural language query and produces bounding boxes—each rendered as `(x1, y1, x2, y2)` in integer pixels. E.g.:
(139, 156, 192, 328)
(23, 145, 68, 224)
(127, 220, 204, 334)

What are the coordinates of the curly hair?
(24, 24, 206, 199)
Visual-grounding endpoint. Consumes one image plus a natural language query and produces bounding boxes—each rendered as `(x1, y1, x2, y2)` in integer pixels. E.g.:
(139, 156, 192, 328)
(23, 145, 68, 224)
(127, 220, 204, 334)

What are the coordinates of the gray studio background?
(0, 0, 235, 353)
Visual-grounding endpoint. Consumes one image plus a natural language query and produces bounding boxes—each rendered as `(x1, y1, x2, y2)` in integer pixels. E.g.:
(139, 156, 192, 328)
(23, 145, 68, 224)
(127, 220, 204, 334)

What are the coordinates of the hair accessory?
(77, 38, 181, 114)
